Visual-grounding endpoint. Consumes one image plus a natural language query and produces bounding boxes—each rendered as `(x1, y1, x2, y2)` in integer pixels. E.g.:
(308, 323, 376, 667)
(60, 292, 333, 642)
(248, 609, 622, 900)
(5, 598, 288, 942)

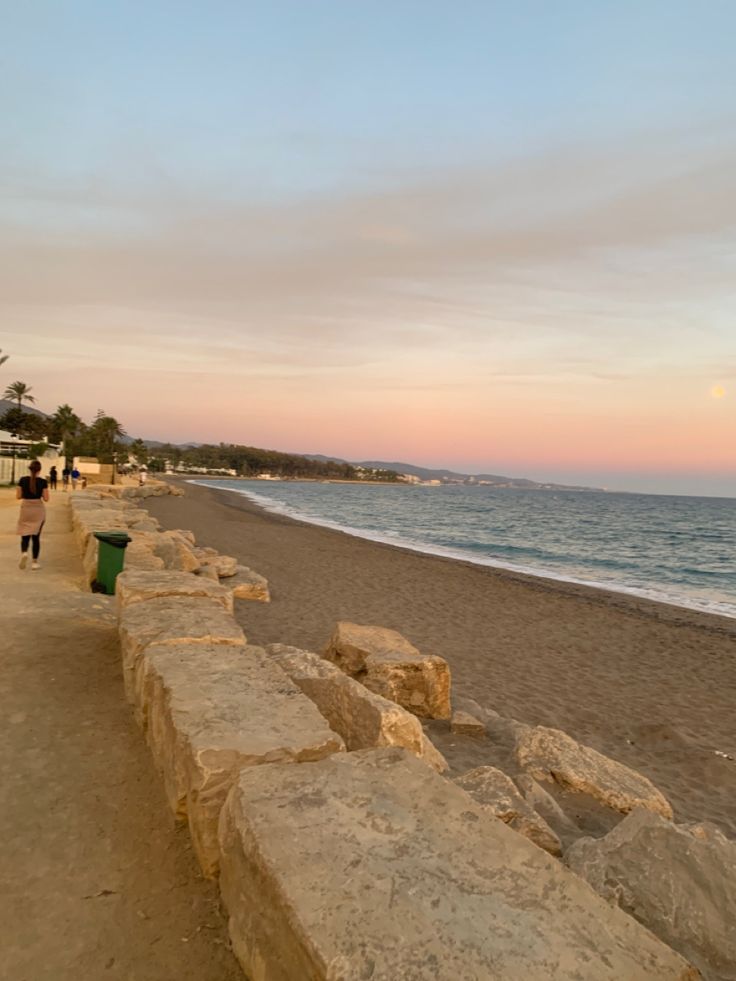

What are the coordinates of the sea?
(193, 479, 736, 619)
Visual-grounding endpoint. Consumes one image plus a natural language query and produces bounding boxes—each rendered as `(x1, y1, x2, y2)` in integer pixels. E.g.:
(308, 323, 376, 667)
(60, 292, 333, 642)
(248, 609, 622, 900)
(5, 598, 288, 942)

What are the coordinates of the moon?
(710, 384, 726, 399)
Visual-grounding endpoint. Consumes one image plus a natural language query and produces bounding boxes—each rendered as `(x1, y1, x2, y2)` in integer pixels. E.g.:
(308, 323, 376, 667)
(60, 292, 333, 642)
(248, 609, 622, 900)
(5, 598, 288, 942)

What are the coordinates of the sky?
(1, 1, 735, 496)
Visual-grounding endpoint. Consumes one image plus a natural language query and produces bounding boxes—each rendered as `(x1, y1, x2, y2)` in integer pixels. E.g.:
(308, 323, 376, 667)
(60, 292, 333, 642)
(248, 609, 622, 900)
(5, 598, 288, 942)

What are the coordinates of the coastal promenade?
(0, 488, 239, 981)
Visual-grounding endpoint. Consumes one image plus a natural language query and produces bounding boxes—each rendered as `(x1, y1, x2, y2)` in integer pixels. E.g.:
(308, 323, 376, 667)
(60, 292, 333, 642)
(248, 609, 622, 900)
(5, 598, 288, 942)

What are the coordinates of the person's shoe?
(19, 554, 28, 570)
(31, 562, 41, 571)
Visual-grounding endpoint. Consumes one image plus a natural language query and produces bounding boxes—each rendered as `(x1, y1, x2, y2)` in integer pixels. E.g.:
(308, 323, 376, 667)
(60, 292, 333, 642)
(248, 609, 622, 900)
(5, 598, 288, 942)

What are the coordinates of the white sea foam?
(189, 479, 736, 620)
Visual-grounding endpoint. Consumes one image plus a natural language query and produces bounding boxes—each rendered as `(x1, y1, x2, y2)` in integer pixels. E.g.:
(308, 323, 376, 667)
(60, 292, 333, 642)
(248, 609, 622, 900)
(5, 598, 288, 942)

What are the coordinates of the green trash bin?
(93, 531, 132, 595)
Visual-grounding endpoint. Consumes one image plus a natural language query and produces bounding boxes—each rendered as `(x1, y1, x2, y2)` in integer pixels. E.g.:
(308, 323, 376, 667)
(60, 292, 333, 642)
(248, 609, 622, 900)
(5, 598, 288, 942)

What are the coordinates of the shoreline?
(191, 478, 736, 632)
(146, 478, 736, 838)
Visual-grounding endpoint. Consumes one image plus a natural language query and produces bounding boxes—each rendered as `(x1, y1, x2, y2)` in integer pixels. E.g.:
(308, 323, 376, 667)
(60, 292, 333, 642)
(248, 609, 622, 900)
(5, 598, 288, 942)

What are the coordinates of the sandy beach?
(147, 479, 736, 839)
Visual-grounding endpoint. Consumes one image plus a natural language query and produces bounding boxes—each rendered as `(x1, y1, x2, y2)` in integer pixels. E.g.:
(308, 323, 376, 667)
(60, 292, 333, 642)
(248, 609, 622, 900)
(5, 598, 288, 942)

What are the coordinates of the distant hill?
(306, 455, 598, 491)
(0, 399, 48, 419)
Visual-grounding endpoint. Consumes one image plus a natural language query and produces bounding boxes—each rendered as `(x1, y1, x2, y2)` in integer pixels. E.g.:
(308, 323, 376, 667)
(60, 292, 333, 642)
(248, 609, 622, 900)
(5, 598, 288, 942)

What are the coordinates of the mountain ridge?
(305, 455, 599, 491)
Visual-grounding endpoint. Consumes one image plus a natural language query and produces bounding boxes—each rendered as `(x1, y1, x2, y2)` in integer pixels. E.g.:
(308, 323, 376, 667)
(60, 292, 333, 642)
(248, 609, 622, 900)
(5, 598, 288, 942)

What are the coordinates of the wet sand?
(147, 479, 736, 838)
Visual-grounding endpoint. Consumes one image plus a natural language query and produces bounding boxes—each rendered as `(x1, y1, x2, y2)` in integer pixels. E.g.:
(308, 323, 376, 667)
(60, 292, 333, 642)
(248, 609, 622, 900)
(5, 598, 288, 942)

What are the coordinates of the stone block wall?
(65, 485, 712, 980)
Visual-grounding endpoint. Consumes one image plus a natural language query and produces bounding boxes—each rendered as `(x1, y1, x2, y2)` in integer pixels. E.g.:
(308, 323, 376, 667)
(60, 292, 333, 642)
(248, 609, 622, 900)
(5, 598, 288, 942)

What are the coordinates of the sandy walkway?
(148, 479, 736, 840)
(0, 487, 240, 981)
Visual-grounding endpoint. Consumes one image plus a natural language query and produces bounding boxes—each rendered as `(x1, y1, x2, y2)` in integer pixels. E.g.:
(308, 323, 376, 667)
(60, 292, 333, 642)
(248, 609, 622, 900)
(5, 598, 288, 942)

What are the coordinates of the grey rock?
(567, 808, 736, 981)
(218, 748, 697, 980)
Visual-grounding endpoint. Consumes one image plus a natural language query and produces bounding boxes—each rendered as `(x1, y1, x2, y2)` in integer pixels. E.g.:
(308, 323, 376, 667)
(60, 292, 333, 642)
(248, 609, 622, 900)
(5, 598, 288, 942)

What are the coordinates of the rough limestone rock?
(126, 517, 160, 534)
(229, 565, 270, 602)
(196, 564, 220, 582)
(567, 808, 736, 981)
(265, 645, 448, 772)
(152, 531, 200, 573)
(119, 596, 246, 705)
(218, 748, 697, 981)
(123, 541, 166, 574)
(514, 772, 582, 840)
(192, 546, 218, 560)
(171, 528, 196, 545)
(143, 643, 345, 877)
(323, 621, 451, 720)
(454, 765, 562, 855)
(120, 481, 184, 499)
(115, 570, 234, 615)
(419, 732, 450, 774)
(515, 725, 674, 819)
(450, 710, 486, 736)
(198, 553, 239, 578)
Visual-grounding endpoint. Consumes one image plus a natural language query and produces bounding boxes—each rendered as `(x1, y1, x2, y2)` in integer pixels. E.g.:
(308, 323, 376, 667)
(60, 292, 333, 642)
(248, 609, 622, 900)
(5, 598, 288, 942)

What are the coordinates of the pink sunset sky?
(2, 3, 734, 496)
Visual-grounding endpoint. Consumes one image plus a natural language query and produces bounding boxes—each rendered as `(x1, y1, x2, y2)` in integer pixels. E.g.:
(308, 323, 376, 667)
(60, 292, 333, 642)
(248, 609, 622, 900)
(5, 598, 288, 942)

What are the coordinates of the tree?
(88, 410, 127, 463)
(3, 380, 35, 410)
(50, 404, 84, 463)
(0, 349, 8, 370)
(0, 407, 47, 440)
(129, 438, 149, 467)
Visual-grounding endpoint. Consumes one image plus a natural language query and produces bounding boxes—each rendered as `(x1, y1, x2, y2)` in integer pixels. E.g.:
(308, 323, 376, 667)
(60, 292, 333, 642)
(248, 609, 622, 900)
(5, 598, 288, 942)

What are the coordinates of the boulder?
(218, 748, 697, 981)
(323, 621, 451, 720)
(152, 531, 200, 573)
(120, 481, 183, 499)
(115, 570, 234, 615)
(119, 595, 246, 705)
(265, 644, 447, 772)
(450, 710, 486, 736)
(199, 553, 239, 578)
(143, 643, 345, 877)
(126, 517, 161, 534)
(418, 731, 450, 774)
(123, 541, 166, 574)
(454, 765, 562, 855)
(171, 528, 196, 545)
(567, 808, 736, 981)
(192, 546, 218, 559)
(515, 726, 673, 819)
(195, 564, 220, 582)
(514, 772, 582, 840)
(229, 565, 270, 602)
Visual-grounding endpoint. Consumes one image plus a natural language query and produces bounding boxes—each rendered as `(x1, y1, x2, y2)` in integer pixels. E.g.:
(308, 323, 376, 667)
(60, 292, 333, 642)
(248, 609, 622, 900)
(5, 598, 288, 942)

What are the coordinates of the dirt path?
(0, 487, 241, 981)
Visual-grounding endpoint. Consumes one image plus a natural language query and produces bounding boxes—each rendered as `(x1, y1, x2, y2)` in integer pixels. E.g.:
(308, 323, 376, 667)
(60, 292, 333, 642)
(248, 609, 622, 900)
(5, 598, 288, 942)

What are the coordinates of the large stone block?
(323, 621, 451, 720)
(199, 553, 239, 578)
(567, 808, 736, 981)
(515, 725, 673, 819)
(119, 596, 246, 705)
(265, 644, 447, 772)
(143, 643, 345, 877)
(115, 570, 234, 615)
(229, 565, 270, 602)
(152, 531, 201, 573)
(454, 765, 561, 855)
(218, 748, 697, 981)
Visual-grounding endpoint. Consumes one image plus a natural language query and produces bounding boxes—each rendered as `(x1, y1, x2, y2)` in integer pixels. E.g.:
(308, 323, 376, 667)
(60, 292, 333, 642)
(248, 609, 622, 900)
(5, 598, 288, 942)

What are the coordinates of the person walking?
(17, 460, 49, 570)
(71, 465, 80, 490)
(48, 465, 58, 490)
(62, 466, 70, 491)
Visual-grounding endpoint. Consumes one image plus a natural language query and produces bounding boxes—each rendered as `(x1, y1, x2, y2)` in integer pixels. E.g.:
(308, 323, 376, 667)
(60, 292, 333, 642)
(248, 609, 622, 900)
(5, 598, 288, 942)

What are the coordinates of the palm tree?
(2, 380, 34, 486)
(51, 404, 84, 463)
(3, 380, 35, 410)
(0, 349, 8, 370)
(90, 410, 127, 461)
